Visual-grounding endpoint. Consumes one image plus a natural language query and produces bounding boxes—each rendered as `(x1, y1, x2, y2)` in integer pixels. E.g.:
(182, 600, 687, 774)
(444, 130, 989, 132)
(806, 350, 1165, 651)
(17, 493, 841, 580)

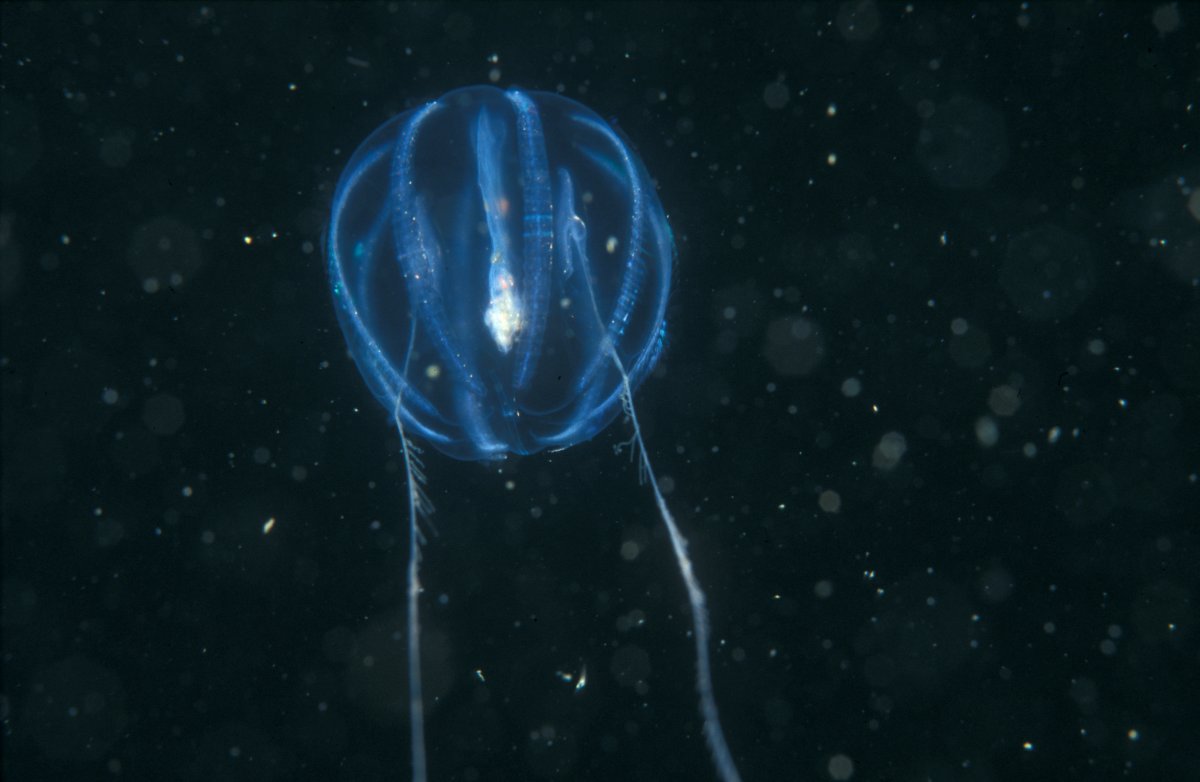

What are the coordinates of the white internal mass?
(484, 259, 522, 352)
(475, 107, 524, 353)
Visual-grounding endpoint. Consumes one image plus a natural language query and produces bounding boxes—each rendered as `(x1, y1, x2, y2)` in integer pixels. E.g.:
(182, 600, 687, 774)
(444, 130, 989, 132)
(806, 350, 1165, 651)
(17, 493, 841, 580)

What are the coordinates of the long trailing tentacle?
(565, 148, 743, 782)
(394, 322, 431, 782)
(609, 348, 743, 782)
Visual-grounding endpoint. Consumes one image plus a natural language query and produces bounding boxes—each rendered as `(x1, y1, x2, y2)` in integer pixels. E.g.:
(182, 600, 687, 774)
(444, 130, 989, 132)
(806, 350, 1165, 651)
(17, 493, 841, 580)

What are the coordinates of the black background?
(2, 2, 1198, 781)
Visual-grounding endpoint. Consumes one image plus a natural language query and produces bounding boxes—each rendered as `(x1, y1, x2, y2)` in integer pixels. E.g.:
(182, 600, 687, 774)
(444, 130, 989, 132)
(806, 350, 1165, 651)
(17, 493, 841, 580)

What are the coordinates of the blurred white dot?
(872, 432, 907, 470)
(988, 385, 1021, 416)
(828, 753, 855, 780)
(975, 416, 999, 447)
(1152, 3, 1181, 34)
(763, 81, 789, 110)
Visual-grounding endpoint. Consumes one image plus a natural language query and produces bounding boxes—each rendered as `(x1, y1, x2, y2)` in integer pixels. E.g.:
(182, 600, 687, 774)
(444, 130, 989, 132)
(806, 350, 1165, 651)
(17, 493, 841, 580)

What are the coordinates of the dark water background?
(2, 2, 1197, 780)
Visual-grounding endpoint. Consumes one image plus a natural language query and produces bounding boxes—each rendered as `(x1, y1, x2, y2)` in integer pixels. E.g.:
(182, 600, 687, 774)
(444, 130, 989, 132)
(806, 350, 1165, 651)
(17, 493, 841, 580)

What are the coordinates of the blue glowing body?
(328, 85, 673, 460)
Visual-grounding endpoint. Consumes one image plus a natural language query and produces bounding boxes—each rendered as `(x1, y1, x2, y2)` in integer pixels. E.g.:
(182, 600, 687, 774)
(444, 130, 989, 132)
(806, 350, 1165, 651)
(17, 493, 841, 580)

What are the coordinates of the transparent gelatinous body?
(328, 85, 673, 460)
